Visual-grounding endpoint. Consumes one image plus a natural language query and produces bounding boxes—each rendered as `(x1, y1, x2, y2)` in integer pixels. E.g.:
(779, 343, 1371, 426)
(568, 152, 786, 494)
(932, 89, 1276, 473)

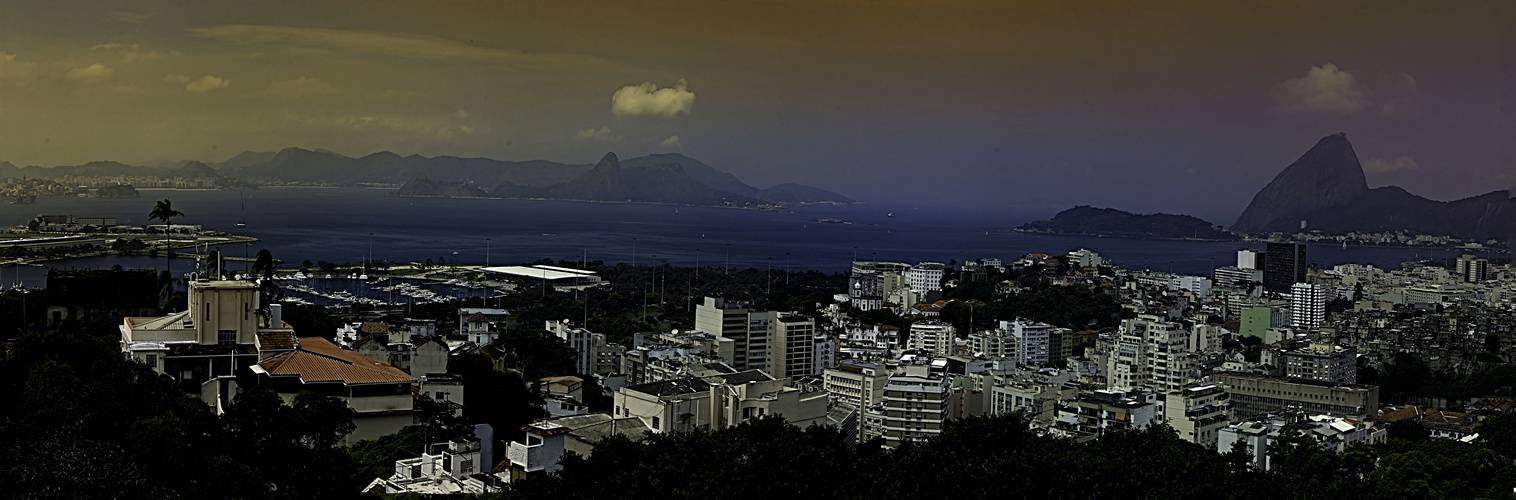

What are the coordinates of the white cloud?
(184, 75, 230, 92)
(1275, 63, 1369, 114)
(660, 135, 682, 149)
(0, 52, 41, 87)
(248, 77, 340, 98)
(1362, 156, 1419, 174)
(453, 109, 469, 119)
(575, 126, 624, 143)
(190, 24, 605, 69)
(612, 79, 695, 117)
(121, 49, 177, 64)
(107, 11, 148, 23)
(458, 125, 475, 134)
(93, 43, 178, 64)
(66, 63, 114, 80)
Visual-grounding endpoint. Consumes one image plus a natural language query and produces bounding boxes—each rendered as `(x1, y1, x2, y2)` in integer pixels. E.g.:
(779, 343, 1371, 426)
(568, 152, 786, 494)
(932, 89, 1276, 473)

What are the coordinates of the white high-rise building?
(546, 319, 606, 375)
(968, 327, 1017, 359)
(907, 321, 956, 356)
(1106, 315, 1195, 392)
(880, 374, 950, 448)
(1289, 283, 1328, 330)
(1068, 248, 1104, 268)
(1237, 249, 1263, 270)
(1002, 319, 1053, 367)
(905, 262, 946, 293)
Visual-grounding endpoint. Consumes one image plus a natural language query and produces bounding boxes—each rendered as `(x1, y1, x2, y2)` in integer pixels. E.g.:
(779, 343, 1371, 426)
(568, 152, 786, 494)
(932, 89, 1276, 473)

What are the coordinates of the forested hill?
(1016, 205, 1237, 241)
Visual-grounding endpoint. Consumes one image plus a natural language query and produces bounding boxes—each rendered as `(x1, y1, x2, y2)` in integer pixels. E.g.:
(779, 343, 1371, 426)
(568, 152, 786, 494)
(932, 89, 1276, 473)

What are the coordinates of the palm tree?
(251, 248, 280, 303)
(252, 248, 275, 280)
(149, 199, 185, 276)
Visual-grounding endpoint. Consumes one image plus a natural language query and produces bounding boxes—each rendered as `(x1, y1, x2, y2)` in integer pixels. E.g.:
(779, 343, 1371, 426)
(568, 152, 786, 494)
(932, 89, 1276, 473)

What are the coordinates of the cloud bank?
(612, 79, 695, 117)
(1275, 63, 1369, 114)
(185, 75, 230, 92)
(1274, 64, 1420, 116)
(66, 63, 115, 81)
(190, 24, 601, 69)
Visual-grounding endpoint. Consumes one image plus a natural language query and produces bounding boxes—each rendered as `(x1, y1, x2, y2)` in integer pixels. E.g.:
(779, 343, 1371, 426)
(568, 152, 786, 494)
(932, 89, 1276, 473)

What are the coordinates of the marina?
(270, 273, 504, 308)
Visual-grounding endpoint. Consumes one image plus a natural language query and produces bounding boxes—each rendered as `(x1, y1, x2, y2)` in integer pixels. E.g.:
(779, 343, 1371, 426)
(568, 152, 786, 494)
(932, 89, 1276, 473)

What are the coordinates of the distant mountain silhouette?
(540, 153, 758, 206)
(1232, 133, 1368, 233)
(621, 153, 760, 197)
(393, 171, 489, 198)
(0, 160, 208, 179)
(618, 153, 853, 203)
(756, 183, 855, 204)
(219, 148, 589, 187)
(1018, 206, 1236, 241)
(214, 151, 277, 170)
(1, 148, 857, 206)
(1233, 134, 1516, 241)
(177, 161, 223, 180)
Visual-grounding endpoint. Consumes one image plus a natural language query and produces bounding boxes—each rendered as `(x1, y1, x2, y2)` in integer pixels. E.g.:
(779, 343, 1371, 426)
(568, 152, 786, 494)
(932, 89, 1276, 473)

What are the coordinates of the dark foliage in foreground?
(498, 414, 1516, 500)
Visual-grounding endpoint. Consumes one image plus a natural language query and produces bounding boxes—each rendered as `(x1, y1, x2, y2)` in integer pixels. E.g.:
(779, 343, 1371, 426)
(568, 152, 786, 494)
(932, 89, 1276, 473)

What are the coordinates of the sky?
(1, 1, 1511, 224)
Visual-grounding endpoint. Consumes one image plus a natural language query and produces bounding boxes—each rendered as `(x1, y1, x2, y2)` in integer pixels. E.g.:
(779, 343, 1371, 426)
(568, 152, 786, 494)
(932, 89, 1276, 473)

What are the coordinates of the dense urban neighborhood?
(5, 238, 1516, 498)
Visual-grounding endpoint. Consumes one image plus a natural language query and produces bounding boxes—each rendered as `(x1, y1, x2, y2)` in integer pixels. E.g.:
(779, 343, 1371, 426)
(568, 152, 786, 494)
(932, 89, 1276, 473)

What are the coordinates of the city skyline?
(1, 1, 1511, 223)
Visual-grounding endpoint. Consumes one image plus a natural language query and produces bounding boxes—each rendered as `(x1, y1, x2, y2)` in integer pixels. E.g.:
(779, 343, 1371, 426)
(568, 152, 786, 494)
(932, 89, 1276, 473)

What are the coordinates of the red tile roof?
(256, 331, 298, 350)
(257, 337, 415, 385)
(359, 322, 390, 334)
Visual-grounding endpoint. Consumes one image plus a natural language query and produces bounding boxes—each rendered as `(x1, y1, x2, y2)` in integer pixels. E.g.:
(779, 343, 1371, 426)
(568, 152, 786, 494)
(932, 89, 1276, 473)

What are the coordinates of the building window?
(652, 416, 661, 430)
(461, 459, 473, 474)
(145, 354, 157, 367)
(218, 329, 237, 345)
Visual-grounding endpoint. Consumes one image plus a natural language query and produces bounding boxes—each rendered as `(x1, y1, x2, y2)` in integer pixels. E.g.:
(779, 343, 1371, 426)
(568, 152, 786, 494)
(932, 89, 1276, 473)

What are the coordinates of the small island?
(1016, 205, 1237, 241)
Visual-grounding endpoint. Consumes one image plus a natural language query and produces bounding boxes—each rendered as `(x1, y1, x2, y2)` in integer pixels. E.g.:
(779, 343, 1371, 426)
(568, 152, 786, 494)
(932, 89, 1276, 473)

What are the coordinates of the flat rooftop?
(480, 265, 598, 281)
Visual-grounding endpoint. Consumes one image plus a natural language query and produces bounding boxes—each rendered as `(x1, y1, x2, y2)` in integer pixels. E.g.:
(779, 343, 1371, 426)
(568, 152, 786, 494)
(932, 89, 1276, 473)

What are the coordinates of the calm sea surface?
(0, 187, 1495, 288)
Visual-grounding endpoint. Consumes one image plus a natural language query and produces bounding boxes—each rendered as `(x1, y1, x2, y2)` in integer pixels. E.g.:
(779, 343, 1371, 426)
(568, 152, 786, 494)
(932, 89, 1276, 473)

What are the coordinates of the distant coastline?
(1011, 226, 1236, 243)
(386, 192, 844, 212)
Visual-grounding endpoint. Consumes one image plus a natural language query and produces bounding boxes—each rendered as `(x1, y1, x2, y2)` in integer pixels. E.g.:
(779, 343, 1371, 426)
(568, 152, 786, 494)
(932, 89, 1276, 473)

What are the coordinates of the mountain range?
(391, 151, 853, 206)
(3, 149, 856, 207)
(1231, 133, 1516, 241)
